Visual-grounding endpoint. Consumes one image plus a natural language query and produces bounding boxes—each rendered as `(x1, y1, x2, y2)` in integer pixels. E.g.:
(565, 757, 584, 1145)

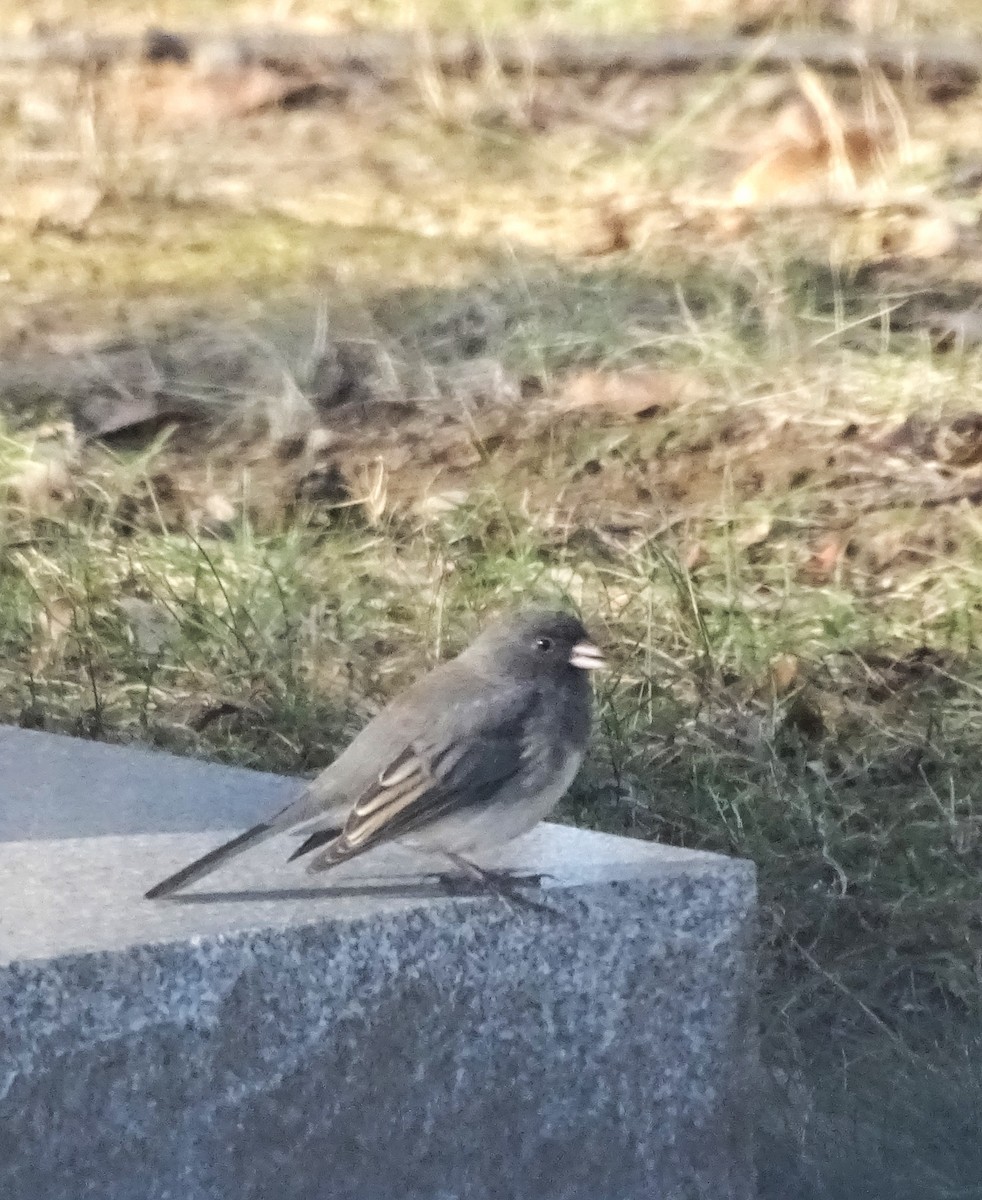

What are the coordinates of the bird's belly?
(400, 749, 583, 857)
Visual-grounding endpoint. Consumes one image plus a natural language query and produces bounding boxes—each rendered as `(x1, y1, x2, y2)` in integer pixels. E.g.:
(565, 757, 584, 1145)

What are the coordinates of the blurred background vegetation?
(3, 2, 982, 1195)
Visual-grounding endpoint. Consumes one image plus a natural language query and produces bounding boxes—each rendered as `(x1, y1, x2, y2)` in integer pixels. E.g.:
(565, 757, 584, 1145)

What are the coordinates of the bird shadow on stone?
(169, 879, 457, 903)
(172, 870, 561, 916)
(169, 872, 549, 905)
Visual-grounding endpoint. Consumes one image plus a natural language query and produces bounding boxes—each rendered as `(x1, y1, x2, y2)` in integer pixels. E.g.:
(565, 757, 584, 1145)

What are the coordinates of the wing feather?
(305, 690, 539, 871)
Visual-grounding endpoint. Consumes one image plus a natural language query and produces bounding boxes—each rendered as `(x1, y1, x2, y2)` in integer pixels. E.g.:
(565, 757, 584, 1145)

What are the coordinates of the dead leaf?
(582, 202, 638, 256)
(17, 86, 66, 128)
(557, 369, 702, 419)
(198, 492, 238, 534)
(736, 516, 773, 549)
(879, 211, 960, 260)
(415, 489, 470, 518)
(864, 528, 906, 572)
(768, 653, 800, 695)
(6, 458, 74, 514)
(731, 127, 884, 205)
(731, 73, 890, 206)
(127, 63, 317, 127)
(1, 183, 101, 232)
(801, 534, 848, 583)
(732, 138, 829, 206)
(543, 565, 591, 604)
(306, 429, 340, 455)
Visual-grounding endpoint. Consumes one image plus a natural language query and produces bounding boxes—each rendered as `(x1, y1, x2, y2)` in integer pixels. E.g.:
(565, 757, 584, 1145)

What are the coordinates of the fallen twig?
(0, 29, 977, 85)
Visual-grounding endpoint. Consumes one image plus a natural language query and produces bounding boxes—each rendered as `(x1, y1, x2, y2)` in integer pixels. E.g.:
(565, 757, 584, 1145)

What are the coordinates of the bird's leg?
(436, 853, 557, 915)
(437, 853, 551, 890)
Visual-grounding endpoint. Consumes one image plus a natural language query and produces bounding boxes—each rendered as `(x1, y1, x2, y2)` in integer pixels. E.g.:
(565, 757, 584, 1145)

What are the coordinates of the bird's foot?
(436, 856, 557, 915)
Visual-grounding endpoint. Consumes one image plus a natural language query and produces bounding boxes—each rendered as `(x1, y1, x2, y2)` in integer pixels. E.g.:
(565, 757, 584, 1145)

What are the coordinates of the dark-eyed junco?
(145, 609, 604, 899)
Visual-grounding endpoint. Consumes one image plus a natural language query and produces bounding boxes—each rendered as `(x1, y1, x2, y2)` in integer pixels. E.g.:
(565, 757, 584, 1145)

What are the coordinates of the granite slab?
(0, 727, 759, 1200)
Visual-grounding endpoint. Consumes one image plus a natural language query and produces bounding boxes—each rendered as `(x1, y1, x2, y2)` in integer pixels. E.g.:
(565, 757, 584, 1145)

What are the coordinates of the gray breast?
(521, 671, 592, 790)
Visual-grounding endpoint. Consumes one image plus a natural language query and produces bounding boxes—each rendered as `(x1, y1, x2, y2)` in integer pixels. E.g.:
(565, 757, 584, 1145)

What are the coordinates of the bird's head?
(463, 608, 605, 681)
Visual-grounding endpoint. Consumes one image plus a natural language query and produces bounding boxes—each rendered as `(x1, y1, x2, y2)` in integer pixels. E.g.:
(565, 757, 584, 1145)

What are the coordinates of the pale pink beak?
(569, 640, 606, 670)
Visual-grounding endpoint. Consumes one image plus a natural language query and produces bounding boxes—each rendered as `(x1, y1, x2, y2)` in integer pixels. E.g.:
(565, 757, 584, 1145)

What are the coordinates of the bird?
(145, 608, 605, 899)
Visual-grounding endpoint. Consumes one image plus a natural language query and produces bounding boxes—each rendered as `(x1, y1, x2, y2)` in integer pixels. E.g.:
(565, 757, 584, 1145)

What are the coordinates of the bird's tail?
(144, 821, 276, 899)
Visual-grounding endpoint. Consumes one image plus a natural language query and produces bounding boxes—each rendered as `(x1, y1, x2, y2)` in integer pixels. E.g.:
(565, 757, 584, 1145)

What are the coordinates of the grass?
(3, 2, 982, 1195)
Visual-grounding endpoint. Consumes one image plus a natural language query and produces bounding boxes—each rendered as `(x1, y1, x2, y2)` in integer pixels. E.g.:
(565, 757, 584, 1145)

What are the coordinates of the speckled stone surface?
(0, 729, 758, 1200)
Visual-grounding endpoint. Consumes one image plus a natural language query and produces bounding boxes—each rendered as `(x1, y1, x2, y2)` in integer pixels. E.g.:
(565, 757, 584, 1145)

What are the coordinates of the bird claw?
(433, 865, 551, 890)
(433, 862, 558, 915)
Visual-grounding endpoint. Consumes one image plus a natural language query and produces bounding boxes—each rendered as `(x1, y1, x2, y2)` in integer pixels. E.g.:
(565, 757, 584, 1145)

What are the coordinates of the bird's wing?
(292, 681, 538, 867)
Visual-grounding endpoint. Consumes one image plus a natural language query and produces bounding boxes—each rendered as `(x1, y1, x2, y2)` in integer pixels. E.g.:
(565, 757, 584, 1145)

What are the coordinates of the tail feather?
(287, 825, 341, 862)
(144, 821, 274, 899)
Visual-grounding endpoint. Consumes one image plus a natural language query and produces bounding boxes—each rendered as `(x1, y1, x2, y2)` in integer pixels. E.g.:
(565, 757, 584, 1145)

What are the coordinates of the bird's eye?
(535, 636, 553, 652)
